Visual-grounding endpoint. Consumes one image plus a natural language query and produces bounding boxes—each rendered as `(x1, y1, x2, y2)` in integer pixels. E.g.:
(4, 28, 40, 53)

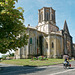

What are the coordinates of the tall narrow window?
(47, 13, 49, 21)
(30, 38, 32, 44)
(52, 14, 54, 21)
(52, 42, 54, 48)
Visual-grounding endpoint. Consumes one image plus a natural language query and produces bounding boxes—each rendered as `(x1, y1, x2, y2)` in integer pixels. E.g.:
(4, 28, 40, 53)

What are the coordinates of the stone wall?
(49, 34, 63, 58)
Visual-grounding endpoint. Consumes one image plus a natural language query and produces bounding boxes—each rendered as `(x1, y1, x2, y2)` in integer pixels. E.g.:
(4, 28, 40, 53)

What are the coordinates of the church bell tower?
(37, 7, 59, 34)
(38, 7, 56, 25)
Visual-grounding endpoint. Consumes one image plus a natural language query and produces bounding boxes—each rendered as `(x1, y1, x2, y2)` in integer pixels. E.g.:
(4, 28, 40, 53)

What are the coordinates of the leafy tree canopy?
(0, 0, 28, 53)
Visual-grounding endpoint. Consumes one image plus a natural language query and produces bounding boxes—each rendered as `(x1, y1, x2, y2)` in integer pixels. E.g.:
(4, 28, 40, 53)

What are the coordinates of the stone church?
(15, 7, 73, 59)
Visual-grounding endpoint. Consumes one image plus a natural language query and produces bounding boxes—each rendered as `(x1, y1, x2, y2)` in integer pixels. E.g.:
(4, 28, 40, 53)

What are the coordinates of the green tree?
(9, 53, 14, 57)
(0, 0, 28, 53)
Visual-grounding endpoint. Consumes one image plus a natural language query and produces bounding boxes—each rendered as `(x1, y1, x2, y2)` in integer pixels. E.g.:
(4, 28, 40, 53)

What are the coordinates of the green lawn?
(0, 59, 65, 66)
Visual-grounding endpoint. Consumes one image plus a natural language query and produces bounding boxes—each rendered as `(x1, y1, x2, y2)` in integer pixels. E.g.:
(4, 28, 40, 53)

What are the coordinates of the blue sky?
(15, 0, 75, 43)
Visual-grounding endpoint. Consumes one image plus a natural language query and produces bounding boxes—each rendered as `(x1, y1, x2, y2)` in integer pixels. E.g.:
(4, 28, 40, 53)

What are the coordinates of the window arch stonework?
(52, 42, 54, 48)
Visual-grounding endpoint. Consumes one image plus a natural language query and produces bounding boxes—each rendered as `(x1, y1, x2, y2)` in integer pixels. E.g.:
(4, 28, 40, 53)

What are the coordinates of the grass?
(0, 59, 65, 66)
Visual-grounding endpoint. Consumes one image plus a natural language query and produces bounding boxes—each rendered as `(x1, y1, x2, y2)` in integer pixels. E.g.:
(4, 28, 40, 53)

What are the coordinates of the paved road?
(0, 61, 75, 75)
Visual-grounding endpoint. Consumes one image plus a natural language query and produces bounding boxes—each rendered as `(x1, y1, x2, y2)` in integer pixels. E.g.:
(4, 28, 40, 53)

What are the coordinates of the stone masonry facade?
(15, 7, 73, 59)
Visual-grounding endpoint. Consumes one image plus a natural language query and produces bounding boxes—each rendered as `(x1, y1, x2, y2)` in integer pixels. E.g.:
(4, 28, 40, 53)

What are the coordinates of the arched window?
(39, 13, 43, 22)
(52, 42, 54, 48)
(47, 13, 49, 21)
(46, 12, 49, 21)
(30, 38, 32, 44)
(52, 14, 54, 21)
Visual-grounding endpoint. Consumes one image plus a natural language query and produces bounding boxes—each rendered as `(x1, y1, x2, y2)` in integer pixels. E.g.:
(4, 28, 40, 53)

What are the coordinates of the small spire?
(63, 20, 70, 35)
(63, 20, 67, 30)
(65, 20, 66, 22)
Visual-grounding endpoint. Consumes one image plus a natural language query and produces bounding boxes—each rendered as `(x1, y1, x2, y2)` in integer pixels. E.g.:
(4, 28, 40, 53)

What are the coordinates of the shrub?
(38, 56, 43, 60)
(38, 56, 47, 60)
(31, 56, 48, 61)
(9, 53, 14, 57)
(32, 57, 37, 60)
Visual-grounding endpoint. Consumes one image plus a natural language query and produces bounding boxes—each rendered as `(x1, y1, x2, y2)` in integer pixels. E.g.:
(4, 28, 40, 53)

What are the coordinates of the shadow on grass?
(0, 65, 46, 75)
